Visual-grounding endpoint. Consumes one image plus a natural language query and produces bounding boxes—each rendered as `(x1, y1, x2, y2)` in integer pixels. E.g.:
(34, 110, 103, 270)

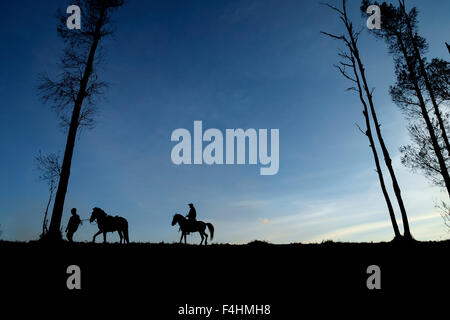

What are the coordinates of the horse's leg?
(125, 226, 130, 244)
(93, 230, 102, 243)
(184, 233, 187, 244)
(103, 232, 107, 243)
(199, 232, 204, 245)
(118, 230, 123, 244)
(204, 232, 208, 245)
(179, 232, 184, 243)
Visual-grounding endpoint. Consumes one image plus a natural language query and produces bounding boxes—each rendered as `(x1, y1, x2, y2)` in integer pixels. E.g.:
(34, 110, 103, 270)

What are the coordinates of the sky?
(0, 0, 449, 244)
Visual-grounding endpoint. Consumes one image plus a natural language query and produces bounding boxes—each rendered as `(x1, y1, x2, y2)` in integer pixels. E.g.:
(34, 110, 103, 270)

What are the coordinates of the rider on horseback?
(171, 203, 214, 245)
(186, 203, 196, 221)
(185, 203, 196, 234)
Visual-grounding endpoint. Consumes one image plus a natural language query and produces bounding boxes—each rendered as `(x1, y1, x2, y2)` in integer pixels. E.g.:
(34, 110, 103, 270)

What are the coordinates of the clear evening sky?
(1, 0, 449, 243)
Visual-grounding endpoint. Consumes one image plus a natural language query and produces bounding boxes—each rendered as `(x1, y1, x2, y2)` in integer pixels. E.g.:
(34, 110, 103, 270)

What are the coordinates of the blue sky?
(0, 0, 449, 243)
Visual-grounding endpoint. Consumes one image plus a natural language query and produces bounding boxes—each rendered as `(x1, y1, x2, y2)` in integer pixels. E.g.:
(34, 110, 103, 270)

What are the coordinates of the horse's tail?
(206, 223, 214, 241)
(123, 219, 129, 244)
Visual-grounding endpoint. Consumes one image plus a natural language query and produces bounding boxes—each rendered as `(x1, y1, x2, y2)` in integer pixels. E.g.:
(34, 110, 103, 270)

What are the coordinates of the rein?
(80, 218, 96, 225)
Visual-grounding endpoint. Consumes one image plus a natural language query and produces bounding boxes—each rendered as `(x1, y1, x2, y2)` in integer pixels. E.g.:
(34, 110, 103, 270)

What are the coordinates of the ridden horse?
(171, 213, 214, 245)
(90, 207, 129, 244)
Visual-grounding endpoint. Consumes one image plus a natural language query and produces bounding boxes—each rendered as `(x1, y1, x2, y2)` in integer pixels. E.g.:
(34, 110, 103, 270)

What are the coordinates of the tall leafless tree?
(322, 0, 404, 239)
(35, 151, 61, 237)
(38, 0, 124, 240)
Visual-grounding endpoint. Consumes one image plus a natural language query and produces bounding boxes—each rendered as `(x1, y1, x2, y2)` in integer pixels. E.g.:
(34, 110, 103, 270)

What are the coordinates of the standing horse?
(90, 207, 129, 244)
(171, 213, 214, 245)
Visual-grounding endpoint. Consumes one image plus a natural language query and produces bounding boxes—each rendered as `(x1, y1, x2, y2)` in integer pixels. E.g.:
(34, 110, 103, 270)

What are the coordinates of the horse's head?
(90, 207, 104, 223)
(171, 213, 183, 226)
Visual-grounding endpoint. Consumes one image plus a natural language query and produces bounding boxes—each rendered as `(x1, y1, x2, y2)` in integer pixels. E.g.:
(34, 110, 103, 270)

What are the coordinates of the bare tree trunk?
(322, 0, 404, 238)
(399, 0, 450, 157)
(47, 9, 105, 239)
(349, 55, 402, 238)
(345, 24, 412, 239)
(42, 186, 53, 236)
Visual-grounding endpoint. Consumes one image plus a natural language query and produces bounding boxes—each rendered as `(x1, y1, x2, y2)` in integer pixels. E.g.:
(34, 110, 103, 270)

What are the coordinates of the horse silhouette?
(90, 207, 129, 244)
(171, 213, 214, 245)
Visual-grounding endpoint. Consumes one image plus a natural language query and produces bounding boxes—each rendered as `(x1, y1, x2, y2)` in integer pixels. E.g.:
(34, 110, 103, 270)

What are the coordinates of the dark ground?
(1, 239, 449, 317)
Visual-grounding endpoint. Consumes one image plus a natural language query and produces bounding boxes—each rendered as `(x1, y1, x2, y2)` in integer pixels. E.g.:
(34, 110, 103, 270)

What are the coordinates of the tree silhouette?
(400, 121, 449, 188)
(38, 0, 124, 240)
(426, 59, 450, 103)
(362, 1, 450, 198)
(322, 0, 404, 239)
(35, 151, 61, 238)
(397, 0, 450, 158)
(392, 58, 450, 187)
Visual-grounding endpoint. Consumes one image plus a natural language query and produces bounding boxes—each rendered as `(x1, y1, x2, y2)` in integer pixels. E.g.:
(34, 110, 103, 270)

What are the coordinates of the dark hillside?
(2, 240, 449, 315)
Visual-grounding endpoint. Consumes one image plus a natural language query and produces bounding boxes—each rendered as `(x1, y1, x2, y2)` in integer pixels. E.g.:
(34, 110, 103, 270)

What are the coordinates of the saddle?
(185, 218, 197, 233)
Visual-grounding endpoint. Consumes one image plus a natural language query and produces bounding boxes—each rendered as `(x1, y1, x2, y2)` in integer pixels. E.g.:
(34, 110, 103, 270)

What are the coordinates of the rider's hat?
(188, 203, 193, 206)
